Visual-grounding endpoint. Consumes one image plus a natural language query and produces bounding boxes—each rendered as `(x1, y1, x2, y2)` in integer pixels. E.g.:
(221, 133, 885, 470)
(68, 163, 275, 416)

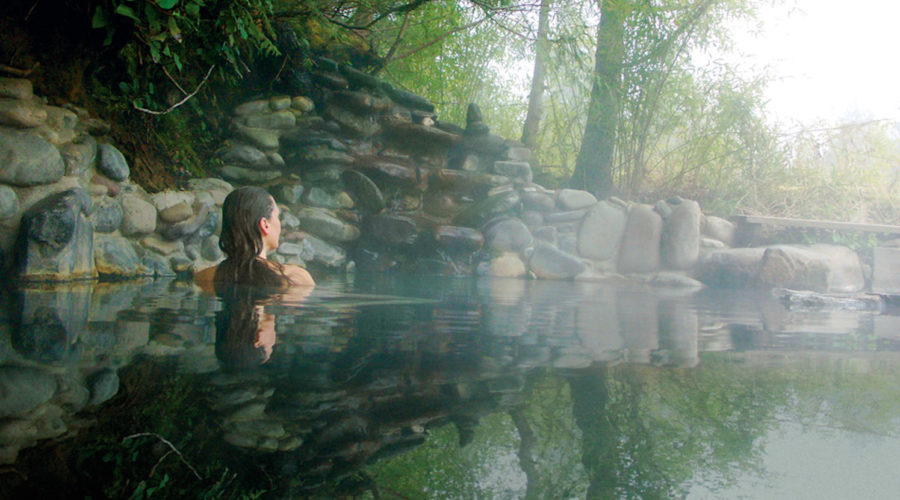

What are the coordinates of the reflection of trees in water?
(369, 358, 900, 499)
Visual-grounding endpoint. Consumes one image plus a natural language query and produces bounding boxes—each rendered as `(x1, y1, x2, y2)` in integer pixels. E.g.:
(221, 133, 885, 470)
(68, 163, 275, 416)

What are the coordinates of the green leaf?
(150, 43, 161, 63)
(91, 7, 108, 29)
(173, 53, 183, 71)
(157, 0, 179, 9)
(168, 16, 182, 40)
(114, 5, 141, 23)
(185, 2, 200, 17)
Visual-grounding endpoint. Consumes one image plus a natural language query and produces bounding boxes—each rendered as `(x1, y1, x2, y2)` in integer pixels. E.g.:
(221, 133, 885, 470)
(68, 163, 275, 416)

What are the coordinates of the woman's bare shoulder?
(193, 265, 218, 293)
(284, 264, 315, 286)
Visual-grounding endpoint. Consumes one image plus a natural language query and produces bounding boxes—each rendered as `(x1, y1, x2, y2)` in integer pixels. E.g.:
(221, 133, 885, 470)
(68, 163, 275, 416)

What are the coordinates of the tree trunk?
(570, 0, 626, 198)
(520, 0, 551, 149)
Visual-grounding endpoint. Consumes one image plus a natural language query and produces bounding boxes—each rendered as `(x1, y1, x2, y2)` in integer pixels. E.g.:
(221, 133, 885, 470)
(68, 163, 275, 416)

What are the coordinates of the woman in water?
(195, 186, 315, 291)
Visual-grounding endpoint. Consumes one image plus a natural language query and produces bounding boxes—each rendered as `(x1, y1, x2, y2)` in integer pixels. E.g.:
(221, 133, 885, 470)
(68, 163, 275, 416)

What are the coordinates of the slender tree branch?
(123, 432, 202, 480)
(133, 65, 215, 116)
(0, 63, 39, 77)
(382, 9, 413, 67)
(394, 17, 488, 61)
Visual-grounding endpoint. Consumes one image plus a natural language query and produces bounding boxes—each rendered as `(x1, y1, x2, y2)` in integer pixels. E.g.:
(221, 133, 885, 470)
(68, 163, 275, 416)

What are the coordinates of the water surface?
(2, 274, 899, 498)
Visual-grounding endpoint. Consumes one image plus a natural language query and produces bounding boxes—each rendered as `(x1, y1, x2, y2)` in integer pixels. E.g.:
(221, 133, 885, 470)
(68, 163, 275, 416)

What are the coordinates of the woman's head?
(215, 186, 288, 289)
(219, 186, 277, 261)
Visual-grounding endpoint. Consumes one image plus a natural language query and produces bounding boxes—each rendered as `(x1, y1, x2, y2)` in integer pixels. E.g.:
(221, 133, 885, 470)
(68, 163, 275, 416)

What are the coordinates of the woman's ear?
(259, 217, 270, 235)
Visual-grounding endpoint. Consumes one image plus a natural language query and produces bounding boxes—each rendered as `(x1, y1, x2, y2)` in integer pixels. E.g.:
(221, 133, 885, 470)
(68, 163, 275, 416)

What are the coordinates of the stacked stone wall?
(0, 68, 874, 293)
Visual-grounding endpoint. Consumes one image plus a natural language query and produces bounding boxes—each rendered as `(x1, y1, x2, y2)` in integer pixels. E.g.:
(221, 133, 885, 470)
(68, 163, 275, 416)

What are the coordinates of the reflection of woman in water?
(195, 186, 314, 368)
(214, 288, 278, 369)
(195, 186, 315, 291)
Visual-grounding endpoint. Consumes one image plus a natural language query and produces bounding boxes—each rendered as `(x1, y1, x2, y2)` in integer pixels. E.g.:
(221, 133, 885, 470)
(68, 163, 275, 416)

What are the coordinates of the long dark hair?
(214, 186, 291, 290)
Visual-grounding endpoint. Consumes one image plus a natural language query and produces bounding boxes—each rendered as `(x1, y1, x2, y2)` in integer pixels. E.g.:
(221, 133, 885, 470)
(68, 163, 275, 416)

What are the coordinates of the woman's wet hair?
(214, 186, 290, 290)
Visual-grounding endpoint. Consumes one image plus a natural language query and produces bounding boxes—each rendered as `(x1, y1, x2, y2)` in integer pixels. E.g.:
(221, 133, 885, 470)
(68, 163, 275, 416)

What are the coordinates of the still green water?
(1, 274, 899, 499)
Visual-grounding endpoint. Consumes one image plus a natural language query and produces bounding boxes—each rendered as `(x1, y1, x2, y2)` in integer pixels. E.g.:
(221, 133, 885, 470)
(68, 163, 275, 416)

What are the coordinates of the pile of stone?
(0, 68, 869, 292)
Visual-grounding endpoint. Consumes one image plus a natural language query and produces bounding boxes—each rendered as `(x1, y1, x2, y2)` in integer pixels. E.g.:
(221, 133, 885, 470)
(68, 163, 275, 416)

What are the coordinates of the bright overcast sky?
(729, 0, 900, 125)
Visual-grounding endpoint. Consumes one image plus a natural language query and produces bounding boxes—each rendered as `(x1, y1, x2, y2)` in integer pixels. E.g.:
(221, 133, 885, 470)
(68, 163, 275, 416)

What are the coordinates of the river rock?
(324, 105, 381, 137)
(141, 234, 184, 256)
(520, 190, 556, 212)
(298, 207, 360, 242)
(381, 82, 435, 112)
(528, 241, 587, 279)
(188, 177, 233, 206)
(161, 204, 215, 242)
(617, 204, 662, 274)
(44, 106, 78, 139)
(60, 136, 97, 176)
(557, 189, 597, 211)
(453, 190, 521, 228)
(0, 365, 57, 418)
(367, 214, 420, 246)
(356, 159, 420, 187)
(97, 143, 130, 181)
(234, 100, 271, 116)
(232, 123, 280, 150)
(94, 234, 143, 276)
(0, 185, 18, 219)
(577, 200, 627, 260)
(302, 186, 343, 209)
(695, 247, 766, 287)
(269, 95, 291, 111)
(492, 161, 533, 182)
(0, 98, 46, 128)
(220, 164, 282, 186)
(758, 244, 863, 293)
(0, 78, 33, 100)
(385, 122, 461, 154)
(661, 199, 702, 270)
(241, 110, 296, 130)
(702, 215, 735, 246)
(289, 144, 354, 166)
(89, 195, 123, 233)
(16, 188, 95, 280)
(87, 368, 120, 406)
(489, 252, 527, 278)
(343, 170, 384, 214)
(0, 127, 65, 186)
(120, 192, 157, 236)
(300, 234, 347, 267)
(141, 253, 176, 277)
(220, 143, 269, 167)
(274, 182, 305, 205)
(90, 173, 121, 197)
(292, 96, 315, 113)
(434, 225, 484, 253)
(484, 217, 532, 253)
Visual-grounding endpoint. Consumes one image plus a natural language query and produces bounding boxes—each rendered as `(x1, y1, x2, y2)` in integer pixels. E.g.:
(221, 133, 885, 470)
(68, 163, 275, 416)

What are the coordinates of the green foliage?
(91, 0, 280, 112)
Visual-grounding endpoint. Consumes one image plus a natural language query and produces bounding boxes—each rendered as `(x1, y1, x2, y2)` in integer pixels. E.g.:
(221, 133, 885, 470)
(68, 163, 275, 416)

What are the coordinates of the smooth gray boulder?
(758, 244, 864, 293)
(695, 247, 766, 287)
(298, 207, 360, 242)
(0, 127, 65, 186)
(661, 200, 702, 270)
(528, 241, 587, 279)
(97, 143, 130, 181)
(484, 217, 533, 253)
(577, 200, 627, 260)
(556, 189, 597, 211)
(617, 204, 662, 274)
(15, 188, 95, 281)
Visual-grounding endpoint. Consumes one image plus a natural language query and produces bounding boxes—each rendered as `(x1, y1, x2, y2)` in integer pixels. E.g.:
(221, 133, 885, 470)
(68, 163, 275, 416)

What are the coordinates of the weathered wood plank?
(734, 215, 900, 234)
